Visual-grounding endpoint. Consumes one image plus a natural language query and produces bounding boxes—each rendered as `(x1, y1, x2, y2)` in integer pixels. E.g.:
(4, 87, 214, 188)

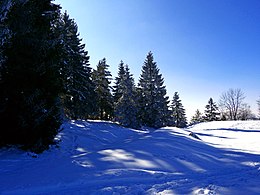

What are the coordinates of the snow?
(188, 120, 260, 154)
(1, 120, 260, 194)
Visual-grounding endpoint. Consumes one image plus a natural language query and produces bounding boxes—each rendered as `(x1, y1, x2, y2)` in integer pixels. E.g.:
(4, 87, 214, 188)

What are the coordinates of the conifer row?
(0, 1, 187, 152)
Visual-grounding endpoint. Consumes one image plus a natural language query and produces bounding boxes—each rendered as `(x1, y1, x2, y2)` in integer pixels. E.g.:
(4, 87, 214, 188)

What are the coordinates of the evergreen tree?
(171, 92, 187, 128)
(114, 64, 140, 128)
(113, 60, 126, 103)
(0, 0, 62, 152)
(138, 51, 171, 128)
(57, 11, 96, 119)
(190, 109, 204, 125)
(0, 0, 12, 121)
(0, 0, 11, 60)
(204, 98, 220, 121)
(92, 58, 113, 120)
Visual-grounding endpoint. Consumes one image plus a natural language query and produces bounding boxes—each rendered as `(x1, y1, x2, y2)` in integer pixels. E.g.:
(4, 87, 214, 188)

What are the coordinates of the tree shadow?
(66, 121, 260, 194)
(195, 132, 232, 139)
(204, 128, 260, 133)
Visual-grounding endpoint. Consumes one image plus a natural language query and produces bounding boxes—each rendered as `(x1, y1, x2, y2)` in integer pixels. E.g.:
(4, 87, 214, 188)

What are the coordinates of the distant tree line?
(190, 98, 221, 125)
(190, 89, 258, 125)
(91, 52, 188, 129)
(0, 0, 187, 153)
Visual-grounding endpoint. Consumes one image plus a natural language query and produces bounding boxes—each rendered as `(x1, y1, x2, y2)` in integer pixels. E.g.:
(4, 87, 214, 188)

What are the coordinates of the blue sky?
(55, 0, 260, 119)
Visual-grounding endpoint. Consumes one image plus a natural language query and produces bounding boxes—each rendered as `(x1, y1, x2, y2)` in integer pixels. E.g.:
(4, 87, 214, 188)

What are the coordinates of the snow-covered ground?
(1, 120, 260, 195)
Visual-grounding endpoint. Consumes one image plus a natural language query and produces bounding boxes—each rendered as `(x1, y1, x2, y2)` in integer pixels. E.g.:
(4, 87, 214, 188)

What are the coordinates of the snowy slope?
(188, 120, 260, 155)
(0, 120, 260, 195)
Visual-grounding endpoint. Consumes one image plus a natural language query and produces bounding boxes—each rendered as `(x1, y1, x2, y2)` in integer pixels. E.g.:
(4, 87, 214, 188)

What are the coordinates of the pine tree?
(114, 64, 140, 128)
(57, 11, 96, 119)
(0, 0, 12, 122)
(113, 60, 126, 103)
(190, 109, 204, 125)
(92, 58, 113, 120)
(138, 51, 171, 128)
(0, 0, 12, 57)
(204, 98, 220, 121)
(0, 0, 63, 152)
(171, 92, 187, 128)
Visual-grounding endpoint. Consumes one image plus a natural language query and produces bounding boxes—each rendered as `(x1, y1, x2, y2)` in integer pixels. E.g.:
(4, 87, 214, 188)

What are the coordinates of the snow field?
(0, 120, 260, 194)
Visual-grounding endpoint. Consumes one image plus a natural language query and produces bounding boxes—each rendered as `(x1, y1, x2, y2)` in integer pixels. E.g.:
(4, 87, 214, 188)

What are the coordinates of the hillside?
(1, 120, 260, 194)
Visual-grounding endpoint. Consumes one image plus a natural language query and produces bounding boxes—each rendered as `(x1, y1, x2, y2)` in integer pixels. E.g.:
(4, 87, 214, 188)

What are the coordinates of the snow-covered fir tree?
(190, 109, 204, 125)
(0, 0, 12, 83)
(92, 58, 113, 120)
(171, 92, 187, 128)
(113, 60, 126, 103)
(0, 0, 63, 152)
(138, 51, 171, 128)
(0, 0, 12, 47)
(204, 98, 220, 121)
(114, 64, 140, 128)
(57, 11, 96, 119)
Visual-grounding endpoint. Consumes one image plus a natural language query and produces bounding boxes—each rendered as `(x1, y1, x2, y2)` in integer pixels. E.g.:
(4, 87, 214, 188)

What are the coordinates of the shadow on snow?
(62, 120, 260, 194)
(1, 120, 260, 194)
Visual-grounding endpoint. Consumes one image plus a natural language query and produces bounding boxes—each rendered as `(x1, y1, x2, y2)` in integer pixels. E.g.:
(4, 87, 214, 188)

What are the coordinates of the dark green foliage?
(92, 58, 113, 120)
(57, 11, 96, 119)
(113, 61, 126, 103)
(204, 98, 220, 121)
(114, 62, 140, 128)
(171, 92, 187, 128)
(0, 0, 62, 152)
(138, 51, 171, 128)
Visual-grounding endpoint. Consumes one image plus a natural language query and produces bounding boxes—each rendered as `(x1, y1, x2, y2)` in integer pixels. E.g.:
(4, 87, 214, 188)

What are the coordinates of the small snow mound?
(27, 152, 38, 158)
(92, 185, 146, 195)
(193, 184, 218, 195)
(189, 132, 201, 140)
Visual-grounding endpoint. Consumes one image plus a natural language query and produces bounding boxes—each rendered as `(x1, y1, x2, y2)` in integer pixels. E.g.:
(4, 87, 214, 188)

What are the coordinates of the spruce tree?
(171, 92, 187, 128)
(0, 1, 11, 147)
(0, 0, 12, 115)
(190, 109, 204, 125)
(204, 98, 220, 121)
(92, 58, 113, 120)
(0, 0, 11, 60)
(138, 51, 171, 128)
(57, 11, 96, 119)
(114, 64, 140, 128)
(0, 0, 62, 152)
(113, 60, 126, 103)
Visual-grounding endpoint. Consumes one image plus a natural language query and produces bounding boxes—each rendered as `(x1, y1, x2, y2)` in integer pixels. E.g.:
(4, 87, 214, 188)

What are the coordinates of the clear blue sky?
(55, 0, 260, 120)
